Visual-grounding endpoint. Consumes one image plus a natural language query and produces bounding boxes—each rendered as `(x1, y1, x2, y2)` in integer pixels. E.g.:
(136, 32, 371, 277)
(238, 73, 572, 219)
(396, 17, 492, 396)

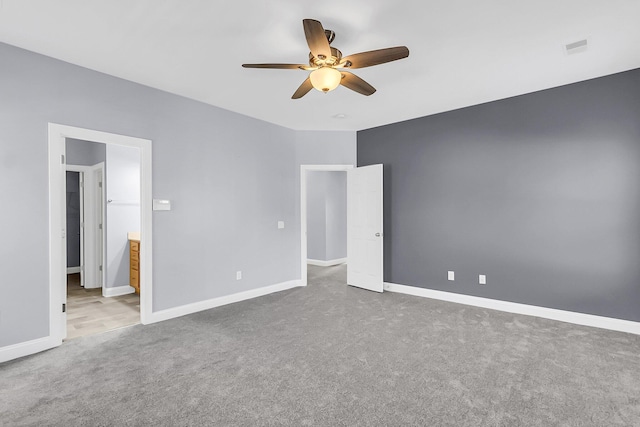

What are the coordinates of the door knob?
(375, 233, 381, 237)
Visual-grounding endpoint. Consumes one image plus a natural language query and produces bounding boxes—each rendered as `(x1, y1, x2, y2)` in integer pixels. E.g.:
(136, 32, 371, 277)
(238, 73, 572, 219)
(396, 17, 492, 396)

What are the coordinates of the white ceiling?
(1, 1, 640, 131)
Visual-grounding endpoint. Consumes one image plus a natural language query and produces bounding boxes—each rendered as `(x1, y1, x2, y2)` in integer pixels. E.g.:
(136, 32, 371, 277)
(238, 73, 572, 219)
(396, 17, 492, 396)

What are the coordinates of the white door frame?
(49, 123, 153, 345)
(300, 164, 353, 286)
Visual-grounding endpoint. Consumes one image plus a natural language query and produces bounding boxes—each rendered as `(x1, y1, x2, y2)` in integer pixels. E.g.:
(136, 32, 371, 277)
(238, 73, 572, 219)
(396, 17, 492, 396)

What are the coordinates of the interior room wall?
(105, 144, 140, 289)
(306, 171, 347, 262)
(324, 172, 347, 261)
(358, 67, 640, 322)
(0, 42, 352, 349)
(306, 172, 327, 261)
(66, 138, 106, 166)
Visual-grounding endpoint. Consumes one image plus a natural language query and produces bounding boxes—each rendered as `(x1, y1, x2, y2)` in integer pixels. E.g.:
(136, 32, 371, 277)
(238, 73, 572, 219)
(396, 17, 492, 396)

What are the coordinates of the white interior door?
(347, 164, 383, 292)
(80, 163, 104, 289)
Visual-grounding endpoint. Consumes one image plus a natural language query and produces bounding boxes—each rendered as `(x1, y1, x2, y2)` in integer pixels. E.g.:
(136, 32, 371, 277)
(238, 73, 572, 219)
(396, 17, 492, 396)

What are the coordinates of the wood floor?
(66, 273, 140, 340)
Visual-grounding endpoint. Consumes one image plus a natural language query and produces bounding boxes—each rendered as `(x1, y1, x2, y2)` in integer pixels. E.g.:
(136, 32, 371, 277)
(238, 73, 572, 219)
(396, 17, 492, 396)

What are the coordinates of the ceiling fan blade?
(303, 19, 332, 60)
(340, 71, 376, 96)
(242, 63, 307, 70)
(292, 77, 314, 99)
(341, 46, 409, 69)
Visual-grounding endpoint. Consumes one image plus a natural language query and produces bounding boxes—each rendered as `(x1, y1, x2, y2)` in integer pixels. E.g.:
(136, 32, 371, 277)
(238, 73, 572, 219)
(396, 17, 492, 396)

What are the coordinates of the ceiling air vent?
(565, 39, 588, 55)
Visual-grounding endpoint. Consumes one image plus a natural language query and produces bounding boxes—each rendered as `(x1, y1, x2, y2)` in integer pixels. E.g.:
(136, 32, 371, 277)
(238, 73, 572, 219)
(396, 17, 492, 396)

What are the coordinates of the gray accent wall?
(358, 68, 640, 322)
(0, 42, 354, 348)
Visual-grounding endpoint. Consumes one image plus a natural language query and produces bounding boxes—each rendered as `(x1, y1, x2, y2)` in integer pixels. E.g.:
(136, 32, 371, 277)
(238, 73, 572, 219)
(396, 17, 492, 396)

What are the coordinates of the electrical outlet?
(479, 274, 486, 285)
(236, 271, 242, 280)
(278, 221, 285, 229)
(448, 271, 455, 281)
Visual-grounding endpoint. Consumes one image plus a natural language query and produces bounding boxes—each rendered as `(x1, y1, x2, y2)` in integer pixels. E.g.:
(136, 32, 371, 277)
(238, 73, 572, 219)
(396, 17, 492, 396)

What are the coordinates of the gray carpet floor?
(1, 264, 640, 426)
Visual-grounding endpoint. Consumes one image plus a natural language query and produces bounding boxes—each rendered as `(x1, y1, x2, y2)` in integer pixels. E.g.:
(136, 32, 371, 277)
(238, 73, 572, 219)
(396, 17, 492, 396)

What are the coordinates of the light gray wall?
(324, 172, 347, 261)
(66, 138, 106, 166)
(0, 42, 353, 347)
(306, 172, 327, 261)
(105, 144, 141, 289)
(66, 172, 81, 268)
(358, 68, 640, 322)
(306, 171, 347, 261)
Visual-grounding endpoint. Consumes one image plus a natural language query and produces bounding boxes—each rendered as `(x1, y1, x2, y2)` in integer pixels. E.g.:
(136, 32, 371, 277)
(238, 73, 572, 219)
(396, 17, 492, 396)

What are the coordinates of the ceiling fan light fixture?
(310, 67, 341, 93)
(243, 19, 409, 99)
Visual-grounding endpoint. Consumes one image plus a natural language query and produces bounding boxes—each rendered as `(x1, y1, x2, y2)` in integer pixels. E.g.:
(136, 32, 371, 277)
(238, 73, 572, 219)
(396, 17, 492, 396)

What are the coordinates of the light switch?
(153, 199, 171, 211)
(278, 221, 285, 229)
(479, 274, 487, 285)
(448, 271, 455, 281)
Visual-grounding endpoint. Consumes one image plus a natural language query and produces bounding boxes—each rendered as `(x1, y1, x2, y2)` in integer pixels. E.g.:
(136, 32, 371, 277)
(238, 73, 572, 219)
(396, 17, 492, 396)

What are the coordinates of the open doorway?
(64, 139, 141, 339)
(300, 165, 352, 286)
(301, 164, 385, 292)
(49, 123, 153, 346)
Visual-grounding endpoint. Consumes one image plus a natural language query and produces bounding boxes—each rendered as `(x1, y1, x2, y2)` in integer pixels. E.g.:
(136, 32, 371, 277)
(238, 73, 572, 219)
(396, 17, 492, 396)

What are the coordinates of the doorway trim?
(49, 123, 153, 346)
(300, 164, 353, 286)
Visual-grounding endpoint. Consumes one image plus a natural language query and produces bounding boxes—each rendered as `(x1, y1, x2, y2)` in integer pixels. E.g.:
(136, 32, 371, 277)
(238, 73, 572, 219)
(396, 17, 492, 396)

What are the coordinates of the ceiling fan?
(242, 19, 409, 99)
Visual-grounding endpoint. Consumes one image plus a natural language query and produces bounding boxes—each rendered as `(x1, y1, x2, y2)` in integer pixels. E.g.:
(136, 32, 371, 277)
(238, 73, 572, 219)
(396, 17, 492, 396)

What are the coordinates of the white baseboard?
(307, 258, 347, 267)
(0, 336, 60, 364)
(384, 282, 640, 336)
(146, 279, 303, 324)
(103, 285, 135, 297)
(67, 266, 81, 274)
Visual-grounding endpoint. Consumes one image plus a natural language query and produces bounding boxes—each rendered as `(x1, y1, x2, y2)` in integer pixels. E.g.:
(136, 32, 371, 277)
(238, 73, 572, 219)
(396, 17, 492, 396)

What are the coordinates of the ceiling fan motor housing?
(309, 47, 343, 67)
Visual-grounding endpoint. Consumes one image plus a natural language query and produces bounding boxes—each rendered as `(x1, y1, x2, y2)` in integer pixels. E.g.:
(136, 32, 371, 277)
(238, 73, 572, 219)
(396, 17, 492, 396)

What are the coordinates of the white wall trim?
(384, 282, 640, 336)
(0, 336, 59, 364)
(300, 164, 353, 287)
(307, 258, 347, 267)
(146, 280, 303, 324)
(103, 285, 136, 297)
(66, 266, 81, 274)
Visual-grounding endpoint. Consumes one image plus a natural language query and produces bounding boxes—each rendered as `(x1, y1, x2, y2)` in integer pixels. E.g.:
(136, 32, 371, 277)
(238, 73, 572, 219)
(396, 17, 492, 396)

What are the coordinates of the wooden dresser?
(129, 235, 140, 294)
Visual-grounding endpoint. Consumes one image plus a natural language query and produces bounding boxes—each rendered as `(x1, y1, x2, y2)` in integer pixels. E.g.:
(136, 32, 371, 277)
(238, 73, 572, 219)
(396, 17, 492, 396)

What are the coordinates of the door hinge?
(99, 265, 103, 271)
(98, 182, 103, 188)
(62, 303, 66, 313)
(61, 154, 65, 164)
(99, 223, 103, 230)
